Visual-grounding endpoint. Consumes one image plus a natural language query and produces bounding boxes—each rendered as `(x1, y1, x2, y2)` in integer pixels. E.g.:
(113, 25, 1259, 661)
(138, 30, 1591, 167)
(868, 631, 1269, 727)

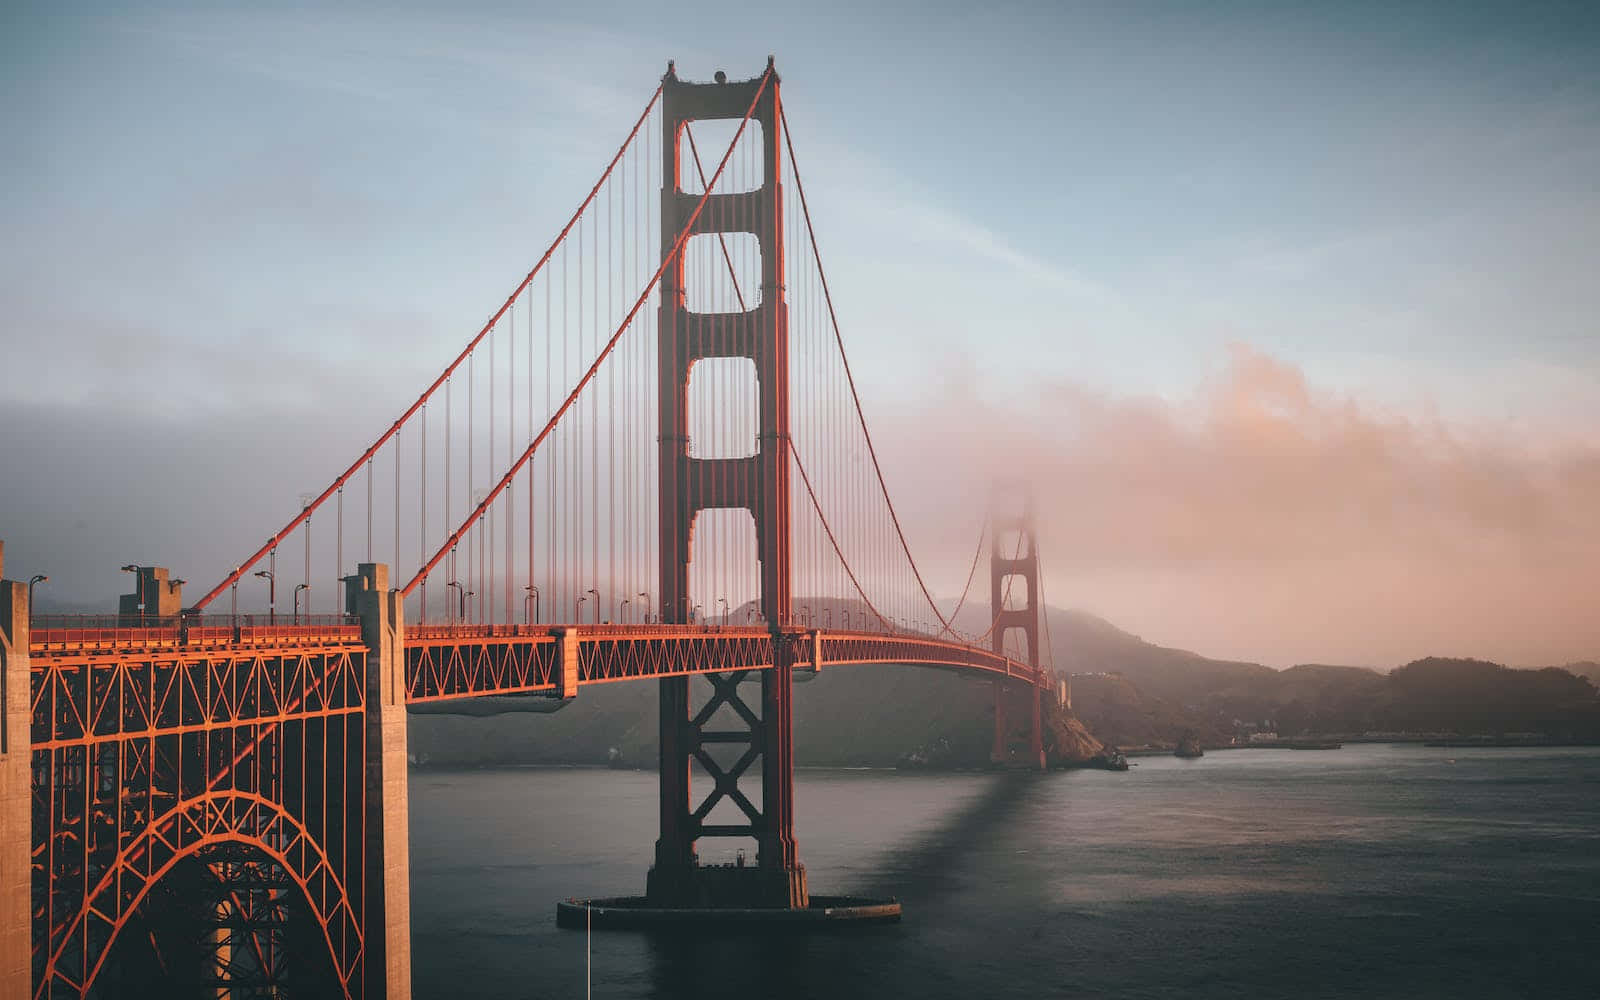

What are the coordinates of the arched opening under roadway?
(90, 845, 344, 1000)
(39, 791, 360, 1000)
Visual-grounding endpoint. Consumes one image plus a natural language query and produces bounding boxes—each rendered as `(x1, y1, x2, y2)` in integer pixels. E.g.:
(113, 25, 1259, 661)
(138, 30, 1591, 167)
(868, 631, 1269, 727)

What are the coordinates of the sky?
(2, 0, 1597, 668)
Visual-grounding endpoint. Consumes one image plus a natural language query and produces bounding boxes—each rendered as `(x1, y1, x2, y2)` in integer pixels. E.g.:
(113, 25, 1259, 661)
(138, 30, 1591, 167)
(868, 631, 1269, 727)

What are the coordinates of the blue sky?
(3, 1, 1597, 666)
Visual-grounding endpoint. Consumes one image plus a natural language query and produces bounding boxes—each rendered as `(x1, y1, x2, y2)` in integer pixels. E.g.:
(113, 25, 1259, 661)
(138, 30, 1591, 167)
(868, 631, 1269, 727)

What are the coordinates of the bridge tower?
(991, 493, 1046, 769)
(650, 59, 806, 908)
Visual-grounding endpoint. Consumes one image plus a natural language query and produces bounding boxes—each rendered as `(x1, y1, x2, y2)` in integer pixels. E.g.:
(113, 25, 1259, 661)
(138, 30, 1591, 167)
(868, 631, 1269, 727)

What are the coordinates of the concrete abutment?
(348, 563, 413, 1000)
(1, 541, 33, 1000)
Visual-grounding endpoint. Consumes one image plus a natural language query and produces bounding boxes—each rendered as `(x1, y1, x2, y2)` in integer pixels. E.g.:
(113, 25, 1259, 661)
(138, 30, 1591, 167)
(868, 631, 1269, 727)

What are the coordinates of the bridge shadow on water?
(638, 770, 1048, 1000)
(855, 770, 1043, 903)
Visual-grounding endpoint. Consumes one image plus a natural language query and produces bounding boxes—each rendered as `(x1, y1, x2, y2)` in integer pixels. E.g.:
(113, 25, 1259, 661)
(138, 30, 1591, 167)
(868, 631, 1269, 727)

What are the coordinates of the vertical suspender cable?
(546, 266, 553, 622)
(507, 306, 514, 623)
(609, 162, 617, 622)
(489, 323, 496, 623)
(395, 425, 401, 599)
(420, 403, 427, 621)
(335, 487, 343, 616)
(534, 283, 540, 624)
(468, 351, 475, 621)
(594, 192, 602, 620)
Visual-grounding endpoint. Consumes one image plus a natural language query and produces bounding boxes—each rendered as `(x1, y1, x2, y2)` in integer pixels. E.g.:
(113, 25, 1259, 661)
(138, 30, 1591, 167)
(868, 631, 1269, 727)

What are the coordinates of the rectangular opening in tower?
(687, 507, 760, 625)
(997, 626, 1033, 664)
(678, 119, 764, 195)
(997, 572, 1032, 611)
(687, 357, 758, 460)
(683, 232, 762, 314)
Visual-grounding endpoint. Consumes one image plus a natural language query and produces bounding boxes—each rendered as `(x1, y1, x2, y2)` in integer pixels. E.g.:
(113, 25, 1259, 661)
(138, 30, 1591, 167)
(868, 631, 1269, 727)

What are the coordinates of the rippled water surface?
(410, 745, 1600, 999)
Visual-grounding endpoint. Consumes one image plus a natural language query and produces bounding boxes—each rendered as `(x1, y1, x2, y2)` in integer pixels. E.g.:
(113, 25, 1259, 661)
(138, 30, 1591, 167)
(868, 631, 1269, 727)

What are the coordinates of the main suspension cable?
(403, 69, 775, 595)
(195, 83, 666, 611)
(781, 104, 960, 638)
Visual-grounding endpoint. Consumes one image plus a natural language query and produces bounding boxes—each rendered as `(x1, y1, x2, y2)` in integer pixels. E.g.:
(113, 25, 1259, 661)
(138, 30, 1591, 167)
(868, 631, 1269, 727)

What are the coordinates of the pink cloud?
(870, 344, 1600, 667)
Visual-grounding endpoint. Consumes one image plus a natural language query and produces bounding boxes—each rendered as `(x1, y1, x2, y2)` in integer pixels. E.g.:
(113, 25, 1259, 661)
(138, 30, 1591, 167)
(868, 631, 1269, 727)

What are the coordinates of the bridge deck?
(25, 621, 1044, 717)
(403, 624, 1042, 704)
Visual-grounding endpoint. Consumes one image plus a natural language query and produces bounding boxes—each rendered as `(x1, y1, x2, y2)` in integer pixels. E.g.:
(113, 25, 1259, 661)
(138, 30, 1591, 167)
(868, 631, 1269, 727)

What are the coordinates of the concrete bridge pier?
(347, 563, 413, 1000)
(1, 542, 33, 1000)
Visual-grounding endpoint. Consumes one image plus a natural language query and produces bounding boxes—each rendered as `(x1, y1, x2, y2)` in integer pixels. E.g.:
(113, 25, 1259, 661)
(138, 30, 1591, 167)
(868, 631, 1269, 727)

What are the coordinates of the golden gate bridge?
(0, 59, 1062, 999)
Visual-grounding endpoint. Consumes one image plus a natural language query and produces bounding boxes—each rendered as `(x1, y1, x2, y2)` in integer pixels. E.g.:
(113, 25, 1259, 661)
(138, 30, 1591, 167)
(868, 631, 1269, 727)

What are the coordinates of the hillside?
(1556, 661, 1600, 688)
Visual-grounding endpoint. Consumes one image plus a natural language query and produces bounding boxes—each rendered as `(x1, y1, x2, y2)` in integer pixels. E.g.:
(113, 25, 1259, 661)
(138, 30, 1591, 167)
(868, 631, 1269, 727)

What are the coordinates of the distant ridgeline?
(406, 603, 1600, 767)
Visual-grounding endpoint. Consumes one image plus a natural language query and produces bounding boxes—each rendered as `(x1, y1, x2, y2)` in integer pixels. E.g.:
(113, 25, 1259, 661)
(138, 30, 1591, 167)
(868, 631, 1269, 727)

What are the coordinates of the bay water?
(410, 745, 1599, 998)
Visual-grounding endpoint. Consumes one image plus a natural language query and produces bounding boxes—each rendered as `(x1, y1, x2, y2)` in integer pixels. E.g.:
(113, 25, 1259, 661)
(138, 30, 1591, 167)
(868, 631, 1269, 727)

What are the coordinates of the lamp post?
(461, 589, 474, 621)
(619, 597, 630, 622)
(586, 588, 599, 625)
(637, 592, 652, 624)
(575, 592, 587, 622)
(524, 585, 539, 624)
(718, 597, 730, 624)
(293, 584, 310, 624)
(691, 603, 703, 625)
(447, 581, 463, 624)
(253, 569, 275, 625)
(27, 574, 47, 614)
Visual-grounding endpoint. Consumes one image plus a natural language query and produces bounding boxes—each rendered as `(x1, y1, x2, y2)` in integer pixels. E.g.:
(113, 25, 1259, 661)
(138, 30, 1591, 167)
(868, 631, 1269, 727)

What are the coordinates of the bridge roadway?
(404, 622, 1044, 705)
(26, 618, 1044, 710)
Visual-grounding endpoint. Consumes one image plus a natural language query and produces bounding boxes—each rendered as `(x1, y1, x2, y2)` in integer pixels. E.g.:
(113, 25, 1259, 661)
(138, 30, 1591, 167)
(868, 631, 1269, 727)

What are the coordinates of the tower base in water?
(556, 894, 900, 930)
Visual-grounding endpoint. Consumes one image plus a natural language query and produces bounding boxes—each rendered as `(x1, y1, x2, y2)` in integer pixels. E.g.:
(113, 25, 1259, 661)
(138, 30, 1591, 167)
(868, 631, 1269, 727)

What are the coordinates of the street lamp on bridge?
(586, 588, 600, 625)
(27, 574, 47, 614)
(447, 581, 463, 624)
(619, 597, 630, 623)
(253, 569, 275, 625)
(637, 592, 651, 624)
(524, 585, 539, 624)
(293, 584, 310, 624)
(717, 597, 730, 624)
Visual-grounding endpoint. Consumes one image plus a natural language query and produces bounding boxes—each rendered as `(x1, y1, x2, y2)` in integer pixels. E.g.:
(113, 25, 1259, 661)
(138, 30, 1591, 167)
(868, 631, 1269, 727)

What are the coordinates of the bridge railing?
(28, 613, 362, 653)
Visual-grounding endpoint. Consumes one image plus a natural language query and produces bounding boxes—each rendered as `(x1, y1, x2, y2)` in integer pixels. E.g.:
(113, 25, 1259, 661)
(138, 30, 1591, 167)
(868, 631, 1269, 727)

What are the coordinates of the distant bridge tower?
(651, 59, 806, 908)
(991, 489, 1046, 769)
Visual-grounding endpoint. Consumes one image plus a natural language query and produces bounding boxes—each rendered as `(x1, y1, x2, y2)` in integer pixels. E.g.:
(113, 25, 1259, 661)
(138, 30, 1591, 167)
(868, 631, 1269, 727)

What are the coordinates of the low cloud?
(4, 342, 1594, 671)
(873, 344, 1600, 668)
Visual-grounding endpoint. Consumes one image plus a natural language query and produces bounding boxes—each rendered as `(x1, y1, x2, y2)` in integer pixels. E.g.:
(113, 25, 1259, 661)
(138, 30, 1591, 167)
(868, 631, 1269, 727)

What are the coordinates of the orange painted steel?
(192, 83, 667, 613)
(26, 621, 1045, 993)
(22, 62, 1070, 994)
(399, 67, 773, 598)
(29, 628, 369, 999)
(400, 625, 1043, 705)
